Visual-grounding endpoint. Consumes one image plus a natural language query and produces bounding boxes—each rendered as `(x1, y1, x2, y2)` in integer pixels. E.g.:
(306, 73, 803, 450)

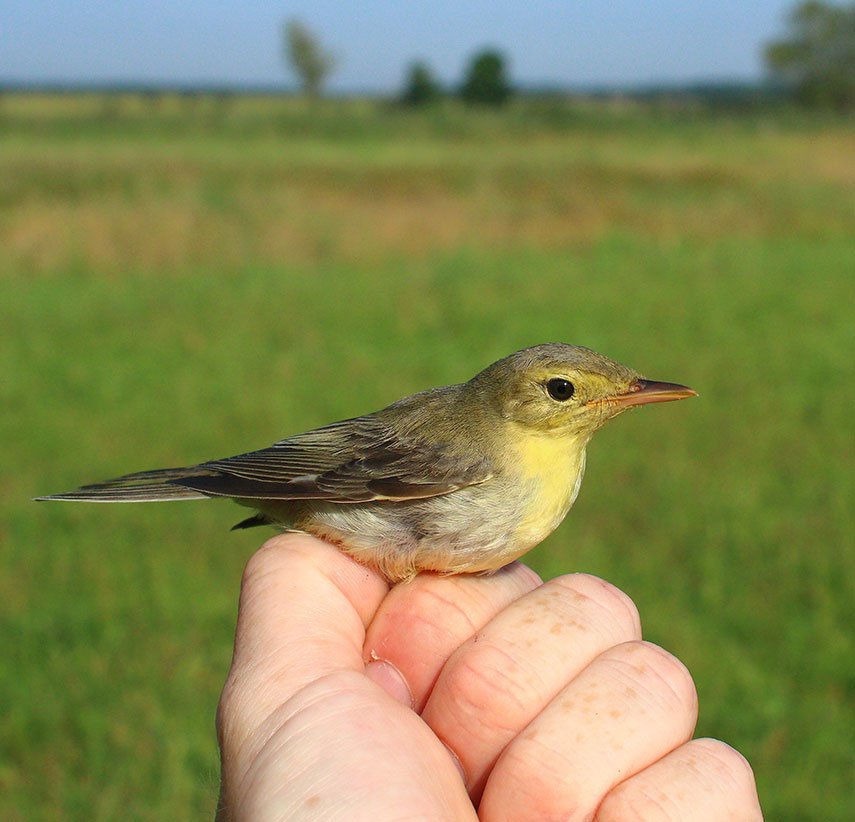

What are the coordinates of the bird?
(37, 344, 696, 582)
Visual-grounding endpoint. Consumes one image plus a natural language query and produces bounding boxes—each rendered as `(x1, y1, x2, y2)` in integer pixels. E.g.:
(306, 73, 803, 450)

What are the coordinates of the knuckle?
(240, 533, 311, 589)
(599, 740, 761, 821)
(692, 738, 758, 791)
(548, 573, 642, 638)
(598, 787, 677, 821)
(608, 640, 698, 716)
(215, 689, 230, 747)
(241, 537, 284, 585)
(506, 561, 544, 589)
(217, 670, 240, 724)
(216, 672, 242, 752)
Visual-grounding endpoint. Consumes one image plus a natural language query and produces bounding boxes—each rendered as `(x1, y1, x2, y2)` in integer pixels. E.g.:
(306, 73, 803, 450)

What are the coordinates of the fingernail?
(365, 659, 414, 709)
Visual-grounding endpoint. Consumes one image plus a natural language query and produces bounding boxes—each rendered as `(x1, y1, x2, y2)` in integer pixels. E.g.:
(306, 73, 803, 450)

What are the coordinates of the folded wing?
(37, 415, 492, 503)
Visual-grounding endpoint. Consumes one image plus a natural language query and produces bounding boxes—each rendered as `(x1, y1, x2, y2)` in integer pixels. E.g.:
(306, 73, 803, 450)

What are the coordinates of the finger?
(597, 738, 762, 821)
(218, 534, 388, 777)
(226, 671, 476, 821)
(364, 562, 542, 710)
(479, 641, 698, 821)
(422, 574, 642, 798)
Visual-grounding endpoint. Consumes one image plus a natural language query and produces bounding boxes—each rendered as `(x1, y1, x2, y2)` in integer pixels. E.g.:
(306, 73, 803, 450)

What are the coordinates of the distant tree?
(460, 49, 512, 106)
(765, 1, 855, 108)
(283, 19, 336, 98)
(400, 61, 442, 105)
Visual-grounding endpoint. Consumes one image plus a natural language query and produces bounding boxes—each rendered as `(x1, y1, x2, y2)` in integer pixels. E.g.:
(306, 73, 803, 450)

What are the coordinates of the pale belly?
(288, 482, 532, 581)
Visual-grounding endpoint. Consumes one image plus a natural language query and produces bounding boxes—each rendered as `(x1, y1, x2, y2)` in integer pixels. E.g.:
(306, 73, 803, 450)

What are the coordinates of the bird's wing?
(174, 415, 493, 502)
(35, 466, 213, 502)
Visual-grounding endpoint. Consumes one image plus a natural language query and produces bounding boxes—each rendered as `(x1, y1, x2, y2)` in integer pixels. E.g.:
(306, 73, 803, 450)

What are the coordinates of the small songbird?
(37, 344, 696, 582)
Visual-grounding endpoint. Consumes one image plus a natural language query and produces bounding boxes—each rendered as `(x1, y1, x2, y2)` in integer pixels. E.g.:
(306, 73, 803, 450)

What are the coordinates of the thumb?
(217, 534, 388, 779)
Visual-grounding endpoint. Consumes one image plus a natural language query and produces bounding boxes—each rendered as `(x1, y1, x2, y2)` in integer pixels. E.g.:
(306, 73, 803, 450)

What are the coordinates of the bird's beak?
(596, 379, 698, 409)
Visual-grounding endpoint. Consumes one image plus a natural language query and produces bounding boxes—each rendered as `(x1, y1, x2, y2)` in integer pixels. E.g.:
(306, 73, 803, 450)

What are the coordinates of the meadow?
(1, 93, 853, 819)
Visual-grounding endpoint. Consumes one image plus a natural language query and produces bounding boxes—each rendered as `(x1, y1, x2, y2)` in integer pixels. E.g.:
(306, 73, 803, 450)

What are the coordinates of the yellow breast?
(504, 428, 588, 550)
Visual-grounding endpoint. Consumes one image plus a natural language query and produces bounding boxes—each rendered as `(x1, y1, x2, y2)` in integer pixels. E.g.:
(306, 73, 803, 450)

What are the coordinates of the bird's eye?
(546, 378, 575, 401)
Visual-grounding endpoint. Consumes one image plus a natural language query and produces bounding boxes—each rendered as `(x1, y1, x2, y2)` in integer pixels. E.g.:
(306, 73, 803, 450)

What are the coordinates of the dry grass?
(2, 98, 852, 275)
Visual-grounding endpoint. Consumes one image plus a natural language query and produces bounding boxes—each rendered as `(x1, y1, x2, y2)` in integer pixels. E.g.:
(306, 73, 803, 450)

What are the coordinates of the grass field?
(1, 93, 853, 819)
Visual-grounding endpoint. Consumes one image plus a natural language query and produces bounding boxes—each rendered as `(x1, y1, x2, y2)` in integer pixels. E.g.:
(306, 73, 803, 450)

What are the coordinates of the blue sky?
(3, 1, 795, 91)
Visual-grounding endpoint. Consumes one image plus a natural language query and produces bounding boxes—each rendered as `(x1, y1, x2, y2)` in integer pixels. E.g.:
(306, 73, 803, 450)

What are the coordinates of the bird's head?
(468, 343, 697, 440)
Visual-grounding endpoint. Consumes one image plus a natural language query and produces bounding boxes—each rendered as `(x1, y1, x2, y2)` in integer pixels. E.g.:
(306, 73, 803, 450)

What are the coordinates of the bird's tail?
(35, 467, 213, 502)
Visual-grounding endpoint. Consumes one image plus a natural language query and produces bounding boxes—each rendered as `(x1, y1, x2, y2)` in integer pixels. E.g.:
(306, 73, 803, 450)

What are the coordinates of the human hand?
(216, 534, 761, 820)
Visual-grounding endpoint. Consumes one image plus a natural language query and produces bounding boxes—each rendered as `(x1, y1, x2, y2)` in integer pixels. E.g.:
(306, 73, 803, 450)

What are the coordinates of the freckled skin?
(38, 343, 696, 582)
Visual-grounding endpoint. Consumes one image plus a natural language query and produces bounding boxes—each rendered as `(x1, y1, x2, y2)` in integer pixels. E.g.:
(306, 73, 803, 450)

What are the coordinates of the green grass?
(1, 94, 853, 819)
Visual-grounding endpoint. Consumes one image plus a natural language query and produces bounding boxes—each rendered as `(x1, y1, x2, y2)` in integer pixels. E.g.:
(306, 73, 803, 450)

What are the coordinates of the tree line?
(285, 2, 855, 110)
(284, 20, 511, 106)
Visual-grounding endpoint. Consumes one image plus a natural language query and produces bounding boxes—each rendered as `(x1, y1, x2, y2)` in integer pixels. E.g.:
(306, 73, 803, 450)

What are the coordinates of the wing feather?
(38, 410, 493, 504)
(174, 415, 492, 502)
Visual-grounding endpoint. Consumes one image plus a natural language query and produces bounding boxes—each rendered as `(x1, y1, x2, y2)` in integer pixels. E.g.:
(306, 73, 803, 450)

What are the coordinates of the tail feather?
(35, 466, 213, 502)
(230, 513, 271, 531)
